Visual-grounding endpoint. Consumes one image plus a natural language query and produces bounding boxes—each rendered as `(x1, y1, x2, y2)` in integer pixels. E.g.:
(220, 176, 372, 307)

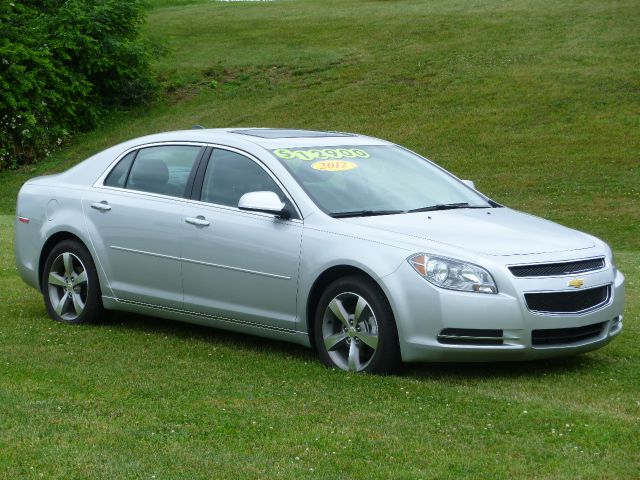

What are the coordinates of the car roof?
(52, 128, 394, 188)
(129, 128, 392, 150)
(229, 128, 355, 139)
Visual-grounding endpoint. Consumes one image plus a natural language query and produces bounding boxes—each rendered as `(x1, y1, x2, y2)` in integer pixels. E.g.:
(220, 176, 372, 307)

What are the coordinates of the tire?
(314, 275, 401, 374)
(41, 239, 105, 324)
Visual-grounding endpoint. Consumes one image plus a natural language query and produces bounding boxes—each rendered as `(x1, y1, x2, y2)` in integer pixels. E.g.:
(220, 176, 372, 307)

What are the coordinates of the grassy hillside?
(1, 1, 639, 478)
(1, 0, 638, 249)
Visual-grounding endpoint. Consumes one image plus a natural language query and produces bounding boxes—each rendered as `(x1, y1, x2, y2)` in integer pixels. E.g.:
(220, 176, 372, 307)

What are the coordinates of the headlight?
(408, 254, 497, 293)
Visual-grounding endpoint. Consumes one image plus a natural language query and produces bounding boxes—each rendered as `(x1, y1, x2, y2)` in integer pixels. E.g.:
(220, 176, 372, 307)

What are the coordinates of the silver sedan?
(15, 128, 625, 373)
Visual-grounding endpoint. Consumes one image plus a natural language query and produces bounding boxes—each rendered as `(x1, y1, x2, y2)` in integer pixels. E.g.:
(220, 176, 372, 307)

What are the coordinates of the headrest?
(129, 158, 169, 189)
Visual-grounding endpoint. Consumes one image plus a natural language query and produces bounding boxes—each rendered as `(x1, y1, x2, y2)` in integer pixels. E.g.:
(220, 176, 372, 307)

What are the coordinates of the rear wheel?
(314, 276, 400, 374)
(42, 240, 105, 324)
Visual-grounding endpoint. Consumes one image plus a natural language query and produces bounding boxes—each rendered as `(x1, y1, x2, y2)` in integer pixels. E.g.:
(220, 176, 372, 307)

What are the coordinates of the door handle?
(91, 201, 111, 212)
(185, 216, 210, 227)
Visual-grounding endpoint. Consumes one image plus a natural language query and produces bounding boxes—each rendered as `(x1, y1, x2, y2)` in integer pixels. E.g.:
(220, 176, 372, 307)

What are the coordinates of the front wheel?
(314, 276, 401, 374)
(41, 239, 105, 324)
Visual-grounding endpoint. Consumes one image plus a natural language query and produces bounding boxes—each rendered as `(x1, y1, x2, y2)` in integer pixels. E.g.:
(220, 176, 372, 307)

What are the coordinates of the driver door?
(180, 148, 303, 331)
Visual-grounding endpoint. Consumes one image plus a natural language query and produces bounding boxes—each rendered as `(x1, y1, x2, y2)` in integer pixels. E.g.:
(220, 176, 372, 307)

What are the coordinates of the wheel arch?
(38, 231, 87, 292)
(305, 265, 389, 351)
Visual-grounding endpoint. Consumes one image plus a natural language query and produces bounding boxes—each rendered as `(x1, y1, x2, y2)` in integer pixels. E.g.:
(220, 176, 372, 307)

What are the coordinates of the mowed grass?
(1, 229, 639, 478)
(1, 0, 639, 477)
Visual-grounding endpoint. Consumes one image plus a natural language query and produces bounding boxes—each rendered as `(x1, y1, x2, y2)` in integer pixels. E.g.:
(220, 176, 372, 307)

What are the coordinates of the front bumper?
(383, 261, 625, 363)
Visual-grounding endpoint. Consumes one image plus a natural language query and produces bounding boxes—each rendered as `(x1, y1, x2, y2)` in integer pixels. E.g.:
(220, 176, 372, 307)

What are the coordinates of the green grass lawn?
(1, 0, 639, 477)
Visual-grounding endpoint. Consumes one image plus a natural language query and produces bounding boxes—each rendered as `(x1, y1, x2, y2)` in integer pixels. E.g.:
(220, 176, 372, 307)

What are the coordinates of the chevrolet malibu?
(15, 128, 625, 373)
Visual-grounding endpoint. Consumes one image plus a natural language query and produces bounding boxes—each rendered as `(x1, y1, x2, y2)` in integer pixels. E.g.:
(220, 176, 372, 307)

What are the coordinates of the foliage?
(0, 0, 155, 169)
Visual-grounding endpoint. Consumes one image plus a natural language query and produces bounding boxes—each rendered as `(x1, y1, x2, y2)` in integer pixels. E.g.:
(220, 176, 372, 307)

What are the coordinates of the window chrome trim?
(92, 141, 304, 221)
(170, 196, 304, 224)
(93, 141, 208, 186)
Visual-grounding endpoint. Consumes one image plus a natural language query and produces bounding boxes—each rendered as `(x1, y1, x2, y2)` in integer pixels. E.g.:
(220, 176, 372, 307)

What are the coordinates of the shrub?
(0, 0, 156, 169)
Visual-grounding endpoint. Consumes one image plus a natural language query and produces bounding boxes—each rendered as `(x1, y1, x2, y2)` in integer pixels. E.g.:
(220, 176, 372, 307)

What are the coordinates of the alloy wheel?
(47, 252, 89, 321)
(321, 292, 379, 372)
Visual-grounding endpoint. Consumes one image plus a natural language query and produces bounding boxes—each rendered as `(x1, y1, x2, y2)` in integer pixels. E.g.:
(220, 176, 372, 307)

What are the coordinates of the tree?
(0, 0, 156, 169)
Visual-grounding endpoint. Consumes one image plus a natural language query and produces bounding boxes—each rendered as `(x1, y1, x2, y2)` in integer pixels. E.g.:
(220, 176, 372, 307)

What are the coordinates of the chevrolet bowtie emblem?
(568, 278, 584, 288)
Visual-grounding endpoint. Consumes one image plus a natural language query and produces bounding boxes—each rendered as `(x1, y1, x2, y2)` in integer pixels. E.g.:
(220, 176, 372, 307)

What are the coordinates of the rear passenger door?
(84, 144, 204, 309)
(181, 148, 303, 331)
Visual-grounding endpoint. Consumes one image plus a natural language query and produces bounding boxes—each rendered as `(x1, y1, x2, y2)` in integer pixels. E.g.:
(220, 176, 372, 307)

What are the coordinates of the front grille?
(438, 328, 504, 346)
(532, 321, 607, 346)
(524, 285, 610, 314)
(509, 257, 605, 277)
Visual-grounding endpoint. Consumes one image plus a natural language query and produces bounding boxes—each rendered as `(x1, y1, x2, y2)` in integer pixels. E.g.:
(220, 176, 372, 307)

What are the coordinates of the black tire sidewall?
(41, 239, 104, 324)
(314, 275, 401, 374)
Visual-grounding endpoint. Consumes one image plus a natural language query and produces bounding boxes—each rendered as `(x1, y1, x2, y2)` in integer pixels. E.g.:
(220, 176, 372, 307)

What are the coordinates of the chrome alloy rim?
(321, 292, 379, 372)
(47, 252, 88, 321)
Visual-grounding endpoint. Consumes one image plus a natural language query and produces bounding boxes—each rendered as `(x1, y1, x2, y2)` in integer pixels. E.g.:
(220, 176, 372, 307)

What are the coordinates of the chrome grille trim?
(437, 328, 521, 346)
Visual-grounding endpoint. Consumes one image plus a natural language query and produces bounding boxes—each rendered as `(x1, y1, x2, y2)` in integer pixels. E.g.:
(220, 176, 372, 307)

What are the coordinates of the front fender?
(296, 224, 410, 332)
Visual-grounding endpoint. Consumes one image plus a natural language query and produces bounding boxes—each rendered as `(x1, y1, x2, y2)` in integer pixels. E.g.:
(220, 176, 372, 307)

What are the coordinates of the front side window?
(124, 145, 201, 197)
(270, 145, 491, 216)
(201, 149, 285, 208)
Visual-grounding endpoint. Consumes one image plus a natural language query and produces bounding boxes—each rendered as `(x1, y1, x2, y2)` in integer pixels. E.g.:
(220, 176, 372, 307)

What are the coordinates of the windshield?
(270, 145, 492, 216)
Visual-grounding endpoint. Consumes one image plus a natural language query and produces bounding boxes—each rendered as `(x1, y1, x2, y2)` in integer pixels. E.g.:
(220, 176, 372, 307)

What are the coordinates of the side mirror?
(461, 179, 476, 190)
(238, 191, 289, 218)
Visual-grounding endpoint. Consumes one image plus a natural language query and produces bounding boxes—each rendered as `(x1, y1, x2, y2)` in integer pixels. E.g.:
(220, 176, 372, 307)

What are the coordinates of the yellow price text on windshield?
(273, 148, 370, 161)
(311, 160, 358, 172)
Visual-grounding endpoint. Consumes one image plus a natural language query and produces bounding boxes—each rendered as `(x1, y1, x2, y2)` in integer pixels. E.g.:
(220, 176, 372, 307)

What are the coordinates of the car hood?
(339, 208, 595, 256)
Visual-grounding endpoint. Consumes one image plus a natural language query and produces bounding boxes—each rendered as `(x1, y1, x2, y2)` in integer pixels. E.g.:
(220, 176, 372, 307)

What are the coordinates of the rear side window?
(104, 151, 135, 188)
(124, 145, 201, 197)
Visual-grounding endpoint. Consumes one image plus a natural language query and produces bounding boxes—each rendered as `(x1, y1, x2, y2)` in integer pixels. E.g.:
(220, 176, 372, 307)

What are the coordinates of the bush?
(0, 0, 156, 169)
